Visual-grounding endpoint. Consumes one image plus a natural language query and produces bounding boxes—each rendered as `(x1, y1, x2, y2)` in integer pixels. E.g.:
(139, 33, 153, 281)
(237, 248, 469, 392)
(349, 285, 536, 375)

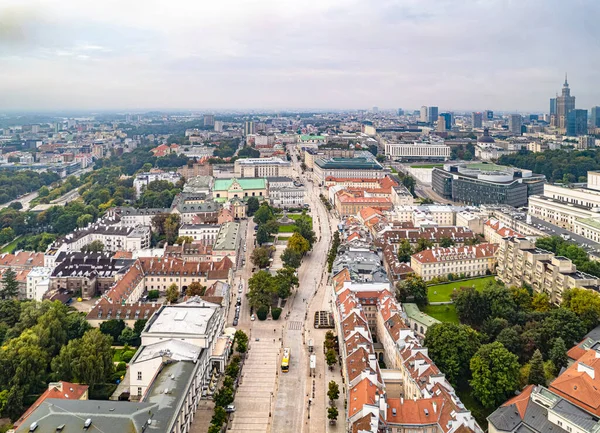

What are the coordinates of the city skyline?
(1, 0, 599, 111)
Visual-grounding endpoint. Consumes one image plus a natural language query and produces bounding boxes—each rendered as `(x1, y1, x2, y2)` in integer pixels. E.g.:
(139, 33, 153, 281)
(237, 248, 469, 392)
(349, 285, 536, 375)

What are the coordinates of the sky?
(0, 0, 599, 112)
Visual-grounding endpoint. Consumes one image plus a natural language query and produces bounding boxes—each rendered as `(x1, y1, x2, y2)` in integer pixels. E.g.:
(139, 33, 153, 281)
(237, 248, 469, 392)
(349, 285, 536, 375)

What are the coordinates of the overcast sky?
(0, 0, 598, 112)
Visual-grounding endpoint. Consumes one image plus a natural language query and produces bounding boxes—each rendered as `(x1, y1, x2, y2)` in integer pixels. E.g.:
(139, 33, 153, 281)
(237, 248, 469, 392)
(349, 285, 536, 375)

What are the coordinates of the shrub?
(271, 307, 282, 320)
(121, 350, 135, 363)
(116, 362, 127, 372)
(257, 305, 269, 320)
(147, 290, 159, 300)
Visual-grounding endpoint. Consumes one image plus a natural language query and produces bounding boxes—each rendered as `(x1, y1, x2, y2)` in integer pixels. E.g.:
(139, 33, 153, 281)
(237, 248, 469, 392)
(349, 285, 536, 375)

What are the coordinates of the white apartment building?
(110, 207, 171, 228)
(496, 236, 600, 304)
(56, 224, 151, 253)
(26, 267, 52, 301)
(178, 224, 220, 244)
(233, 157, 292, 178)
(384, 142, 451, 160)
(133, 171, 181, 198)
(410, 244, 498, 281)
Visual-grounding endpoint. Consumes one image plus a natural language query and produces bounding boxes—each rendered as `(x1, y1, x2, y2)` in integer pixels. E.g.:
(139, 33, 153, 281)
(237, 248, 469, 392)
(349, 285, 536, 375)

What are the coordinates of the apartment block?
(411, 244, 498, 281)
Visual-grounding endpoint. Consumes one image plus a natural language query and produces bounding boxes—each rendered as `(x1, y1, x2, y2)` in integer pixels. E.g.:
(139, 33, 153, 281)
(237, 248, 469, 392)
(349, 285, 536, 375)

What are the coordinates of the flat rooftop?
(145, 303, 219, 336)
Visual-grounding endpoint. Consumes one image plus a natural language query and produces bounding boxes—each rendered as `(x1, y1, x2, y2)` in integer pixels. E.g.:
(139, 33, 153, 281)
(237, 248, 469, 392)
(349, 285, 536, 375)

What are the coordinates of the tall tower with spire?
(556, 73, 576, 130)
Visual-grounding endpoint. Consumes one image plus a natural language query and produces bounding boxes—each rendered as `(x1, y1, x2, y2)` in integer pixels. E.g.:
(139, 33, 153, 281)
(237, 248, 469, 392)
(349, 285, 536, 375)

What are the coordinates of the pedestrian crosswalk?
(288, 321, 303, 330)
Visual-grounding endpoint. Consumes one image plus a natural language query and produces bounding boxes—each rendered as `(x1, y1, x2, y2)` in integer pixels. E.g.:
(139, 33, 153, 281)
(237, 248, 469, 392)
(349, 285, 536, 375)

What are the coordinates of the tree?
(133, 319, 148, 335)
(274, 267, 299, 299)
(247, 196, 260, 216)
(256, 225, 270, 245)
(247, 271, 276, 309)
(326, 349, 337, 369)
(166, 283, 180, 303)
(256, 305, 269, 320)
(253, 203, 275, 225)
(397, 239, 412, 263)
(414, 238, 433, 253)
(496, 326, 523, 358)
(251, 246, 271, 268)
(118, 327, 138, 346)
(294, 213, 315, 247)
(147, 289, 160, 300)
(281, 247, 302, 269)
(452, 287, 489, 328)
(81, 240, 104, 253)
(424, 323, 481, 387)
(562, 288, 600, 330)
(51, 329, 114, 388)
(38, 186, 50, 197)
(528, 349, 546, 386)
(235, 330, 248, 354)
(287, 232, 310, 255)
(539, 308, 586, 353)
(327, 406, 339, 423)
(481, 283, 517, 322)
(510, 286, 532, 311)
(213, 386, 234, 407)
(531, 293, 551, 312)
(470, 342, 520, 408)
(440, 237, 455, 248)
(327, 381, 339, 404)
(99, 319, 126, 343)
(211, 406, 227, 427)
(395, 275, 428, 306)
(164, 214, 181, 244)
(0, 299, 20, 328)
(186, 282, 207, 297)
(549, 337, 568, 373)
(0, 227, 15, 244)
(175, 236, 194, 245)
(76, 213, 94, 228)
(1, 268, 19, 299)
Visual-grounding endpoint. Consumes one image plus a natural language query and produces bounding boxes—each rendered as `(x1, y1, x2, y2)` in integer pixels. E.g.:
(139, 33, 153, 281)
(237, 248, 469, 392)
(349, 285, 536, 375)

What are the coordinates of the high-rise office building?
(397, 108, 404, 116)
(214, 120, 224, 132)
(437, 116, 447, 132)
(472, 112, 483, 128)
(509, 114, 522, 135)
(427, 107, 438, 124)
(244, 121, 255, 136)
(567, 109, 588, 136)
(439, 113, 452, 131)
(484, 110, 494, 120)
(203, 114, 215, 127)
(556, 75, 576, 129)
(420, 106, 428, 122)
(372, 106, 379, 113)
(550, 98, 557, 116)
(591, 107, 600, 129)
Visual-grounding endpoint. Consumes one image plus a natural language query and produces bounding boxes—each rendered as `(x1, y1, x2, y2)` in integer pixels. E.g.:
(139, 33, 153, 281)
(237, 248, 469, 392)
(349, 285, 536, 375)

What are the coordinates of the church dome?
(478, 128, 495, 143)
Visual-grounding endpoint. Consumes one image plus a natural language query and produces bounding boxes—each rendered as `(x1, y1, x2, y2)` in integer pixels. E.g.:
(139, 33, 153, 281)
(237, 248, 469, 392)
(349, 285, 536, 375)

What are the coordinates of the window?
(137, 371, 142, 380)
(137, 387, 142, 396)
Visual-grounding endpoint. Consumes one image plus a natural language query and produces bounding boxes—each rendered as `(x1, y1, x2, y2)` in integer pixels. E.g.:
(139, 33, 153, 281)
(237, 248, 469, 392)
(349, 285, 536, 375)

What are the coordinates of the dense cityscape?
(2, 0, 600, 432)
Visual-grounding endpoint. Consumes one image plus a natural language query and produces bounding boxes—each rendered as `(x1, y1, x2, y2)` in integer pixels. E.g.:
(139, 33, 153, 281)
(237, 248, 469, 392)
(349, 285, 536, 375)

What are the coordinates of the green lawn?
(1, 237, 21, 253)
(410, 164, 443, 168)
(287, 214, 313, 226)
(428, 276, 496, 302)
(278, 224, 297, 233)
(422, 304, 459, 323)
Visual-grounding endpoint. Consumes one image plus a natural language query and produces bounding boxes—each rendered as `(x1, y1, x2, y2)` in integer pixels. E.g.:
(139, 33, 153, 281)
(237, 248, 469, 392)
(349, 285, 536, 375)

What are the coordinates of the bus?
(281, 348, 290, 373)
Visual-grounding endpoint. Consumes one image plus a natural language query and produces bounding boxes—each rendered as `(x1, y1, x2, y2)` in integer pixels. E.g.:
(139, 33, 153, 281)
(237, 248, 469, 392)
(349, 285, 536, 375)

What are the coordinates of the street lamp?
(269, 392, 273, 417)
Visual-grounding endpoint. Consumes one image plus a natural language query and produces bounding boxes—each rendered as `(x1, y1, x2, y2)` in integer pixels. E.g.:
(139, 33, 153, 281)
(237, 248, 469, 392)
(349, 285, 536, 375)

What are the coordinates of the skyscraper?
(484, 110, 494, 120)
(567, 109, 588, 136)
(244, 121, 255, 136)
(439, 113, 452, 130)
(556, 75, 576, 129)
(550, 98, 557, 116)
(591, 107, 600, 129)
(397, 108, 405, 116)
(203, 114, 215, 127)
(509, 114, 522, 135)
(472, 112, 483, 128)
(420, 106, 428, 122)
(427, 107, 439, 125)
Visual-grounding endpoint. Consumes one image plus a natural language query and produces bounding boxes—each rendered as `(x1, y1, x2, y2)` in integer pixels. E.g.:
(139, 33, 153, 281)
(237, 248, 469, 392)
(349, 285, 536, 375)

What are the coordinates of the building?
(556, 75, 576, 129)
(432, 163, 545, 207)
(111, 207, 171, 228)
(379, 226, 476, 247)
(427, 106, 438, 124)
(335, 190, 393, 217)
(182, 175, 212, 195)
(203, 114, 215, 127)
(578, 135, 596, 149)
(567, 109, 588, 136)
(472, 112, 483, 128)
(303, 148, 355, 170)
(14, 381, 89, 428)
(214, 120, 224, 132)
(420, 106, 428, 122)
(212, 178, 267, 202)
(591, 106, 600, 129)
(26, 266, 52, 301)
(496, 236, 600, 304)
(267, 177, 306, 208)
(133, 170, 181, 198)
(244, 121, 255, 136)
(509, 114, 522, 135)
(402, 303, 440, 337)
(178, 224, 220, 244)
(550, 97, 557, 116)
(483, 218, 523, 244)
(485, 110, 494, 120)
(384, 142, 451, 161)
(233, 157, 292, 178)
(212, 222, 240, 263)
(313, 156, 385, 184)
(54, 223, 151, 253)
(411, 244, 497, 281)
(439, 112, 452, 130)
(487, 385, 600, 433)
(177, 161, 212, 178)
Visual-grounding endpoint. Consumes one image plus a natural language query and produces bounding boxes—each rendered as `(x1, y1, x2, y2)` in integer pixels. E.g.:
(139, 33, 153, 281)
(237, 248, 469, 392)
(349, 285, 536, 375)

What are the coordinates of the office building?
(484, 110, 494, 120)
(591, 106, 600, 128)
(243, 121, 255, 136)
(567, 109, 588, 136)
(397, 108, 404, 116)
(203, 114, 215, 127)
(508, 114, 522, 135)
(472, 112, 483, 128)
(439, 112, 452, 130)
(427, 106, 438, 124)
(383, 142, 451, 160)
(214, 120, 224, 132)
(313, 156, 385, 184)
(420, 106, 428, 122)
(233, 156, 292, 178)
(550, 97, 557, 116)
(556, 75, 576, 129)
(432, 163, 545, 207)
(578, 135, 595, 149)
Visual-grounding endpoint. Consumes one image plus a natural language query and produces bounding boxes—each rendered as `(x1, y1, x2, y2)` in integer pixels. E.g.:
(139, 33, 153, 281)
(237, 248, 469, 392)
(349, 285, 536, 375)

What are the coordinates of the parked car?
(251, 314, 256, 321)
(226, 405, 236, 413)
(233, 318, 238, 326)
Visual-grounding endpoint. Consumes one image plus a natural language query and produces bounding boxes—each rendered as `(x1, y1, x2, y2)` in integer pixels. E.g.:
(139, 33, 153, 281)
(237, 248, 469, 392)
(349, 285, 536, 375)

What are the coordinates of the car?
(233, 318, 238, 326)
(226, 405, 236, 413)
(251, 314, 256, 321)
(236, 299, 241, 306)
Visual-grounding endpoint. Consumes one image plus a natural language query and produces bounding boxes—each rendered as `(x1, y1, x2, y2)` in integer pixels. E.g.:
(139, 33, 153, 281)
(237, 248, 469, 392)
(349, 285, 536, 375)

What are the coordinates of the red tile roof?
(550, 349, 600, 415)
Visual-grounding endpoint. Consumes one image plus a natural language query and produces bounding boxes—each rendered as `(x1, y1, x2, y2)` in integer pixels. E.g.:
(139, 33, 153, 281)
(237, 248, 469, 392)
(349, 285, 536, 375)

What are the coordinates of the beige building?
(410, 244, 498, 281)
(233, 157, 291, 178)
(496, 236, 600, 303)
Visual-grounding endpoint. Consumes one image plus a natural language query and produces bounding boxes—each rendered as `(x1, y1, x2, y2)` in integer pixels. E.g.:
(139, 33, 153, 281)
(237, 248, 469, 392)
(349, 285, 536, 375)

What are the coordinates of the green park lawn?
(1, 237, 21, 253)
(421, 304, 459, 323)
(278, 224, 297, 233)
(427, 276, 496, 303)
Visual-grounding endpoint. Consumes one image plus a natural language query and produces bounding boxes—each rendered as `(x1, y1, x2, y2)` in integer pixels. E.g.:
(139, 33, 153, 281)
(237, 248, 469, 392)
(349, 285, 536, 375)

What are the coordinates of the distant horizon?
(1, 0, 599, 112)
